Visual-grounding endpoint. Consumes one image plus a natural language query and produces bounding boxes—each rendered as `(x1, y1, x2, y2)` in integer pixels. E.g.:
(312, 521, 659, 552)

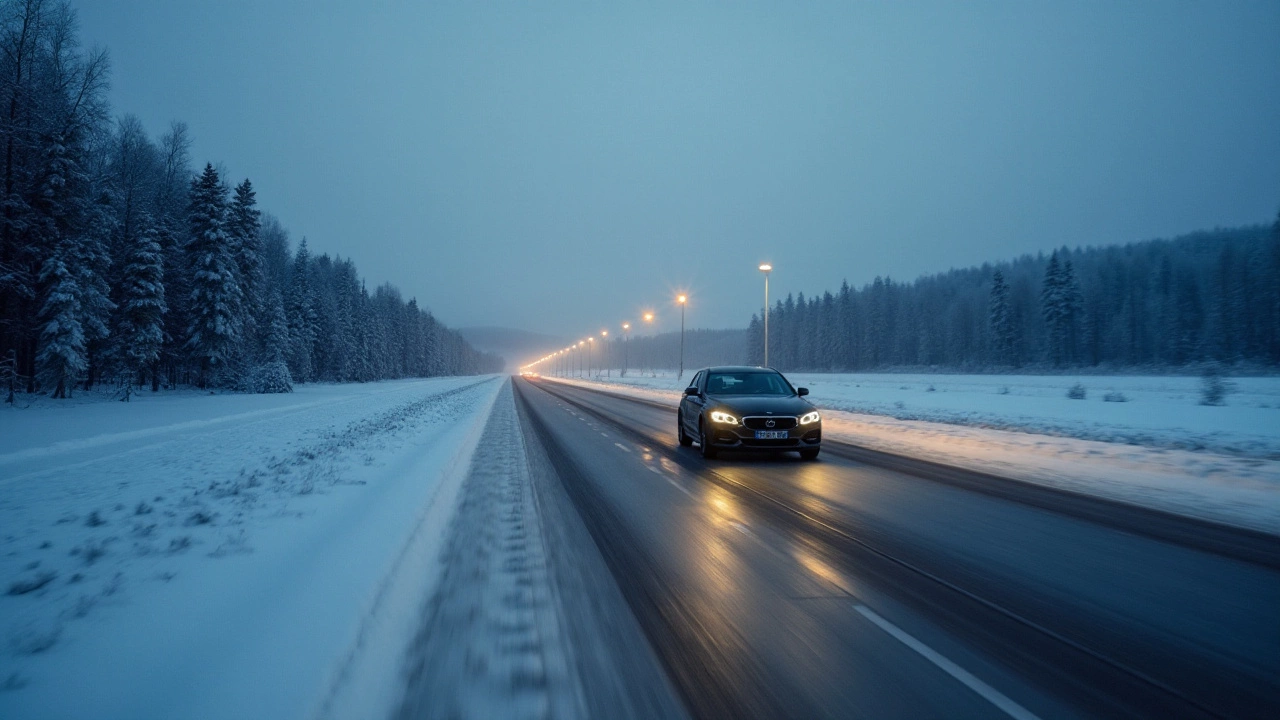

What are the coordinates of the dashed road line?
(614, 443, 632, 453)
(854, 605, 1041, 720)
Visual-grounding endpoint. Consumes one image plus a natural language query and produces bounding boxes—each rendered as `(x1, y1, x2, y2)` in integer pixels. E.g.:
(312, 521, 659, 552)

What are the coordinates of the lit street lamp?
(601, 330, 610, 377)
(759, 263, 772, 367)
(676, 294, 687, 380)
(622, 322, 631, 377)
(587, 337, 594, 379)
(642, 312, 654, 376)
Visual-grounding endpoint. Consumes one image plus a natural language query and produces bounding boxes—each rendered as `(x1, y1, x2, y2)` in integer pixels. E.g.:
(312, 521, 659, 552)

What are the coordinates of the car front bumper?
(706, 424, 821, 450)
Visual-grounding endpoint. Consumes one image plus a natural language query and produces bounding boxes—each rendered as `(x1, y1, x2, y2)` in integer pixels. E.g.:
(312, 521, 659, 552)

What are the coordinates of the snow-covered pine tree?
(35, 244, 86, 399)
(1061, 258, 1083, 364)
(990, 269, 1014, 366)
(286, 238, 318, 382)
(227, 178, 263, 357)
(1041, 252, 1066, 366)
(113, 214, 167, 394)
(260, 288, 290, 363)
(77, 192, 119, 390)
(184, 163, 243, 387)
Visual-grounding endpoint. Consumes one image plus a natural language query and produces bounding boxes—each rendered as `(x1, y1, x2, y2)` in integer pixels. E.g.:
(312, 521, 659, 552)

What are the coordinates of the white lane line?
(853, 605, 1041, 720)
(644, 463, 694, 498)
(600, 432, 610, 438)
(614, 443, 632, 453)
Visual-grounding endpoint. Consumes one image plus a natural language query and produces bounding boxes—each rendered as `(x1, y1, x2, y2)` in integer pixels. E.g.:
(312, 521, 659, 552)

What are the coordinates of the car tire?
(678, 411, 693, 447)
(799, 447, 820, 461)
(699, 419, 718, 459)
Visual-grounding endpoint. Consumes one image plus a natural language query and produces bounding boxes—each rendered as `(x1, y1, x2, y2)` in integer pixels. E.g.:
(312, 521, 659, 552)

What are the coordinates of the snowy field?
(547, 371, 1280, 534)
(0, 376, 502, 720)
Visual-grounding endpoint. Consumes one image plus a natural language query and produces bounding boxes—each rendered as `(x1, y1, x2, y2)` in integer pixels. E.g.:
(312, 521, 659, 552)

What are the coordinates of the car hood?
(706, 395, 814, 417)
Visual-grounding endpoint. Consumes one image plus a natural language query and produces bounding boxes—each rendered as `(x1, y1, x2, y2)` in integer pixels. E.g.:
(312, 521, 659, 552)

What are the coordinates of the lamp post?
(587, 337, 594, 379)
(759, 263, 772, 367)
(677, 294, 687, 380)
(642, 312, 654, 377)
(601, 331, 609, 377)
(577, 341, 584, 378)
(622, 322, 631, 377)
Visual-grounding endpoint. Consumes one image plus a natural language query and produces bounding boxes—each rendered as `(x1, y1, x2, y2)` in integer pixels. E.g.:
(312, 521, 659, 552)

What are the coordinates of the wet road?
(512, 377, 1280, 719)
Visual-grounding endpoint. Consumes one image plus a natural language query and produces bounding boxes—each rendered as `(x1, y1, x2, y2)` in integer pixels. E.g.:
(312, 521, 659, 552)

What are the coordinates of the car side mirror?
(797, 387, 809, 396)
(684, 386, 700, 396)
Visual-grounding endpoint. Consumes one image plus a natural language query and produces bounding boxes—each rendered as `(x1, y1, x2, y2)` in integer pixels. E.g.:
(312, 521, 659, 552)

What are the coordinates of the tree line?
(0, 0, 500, 400)
(747, 219, 1280, 372)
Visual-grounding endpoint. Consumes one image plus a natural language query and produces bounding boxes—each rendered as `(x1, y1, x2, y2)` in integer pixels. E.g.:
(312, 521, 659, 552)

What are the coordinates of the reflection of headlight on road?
(710, 411, 739, 425)
(799, 411, 821, 425)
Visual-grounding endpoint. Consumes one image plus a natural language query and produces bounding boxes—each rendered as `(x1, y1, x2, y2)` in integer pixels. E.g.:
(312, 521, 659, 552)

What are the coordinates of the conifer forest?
(0, 0, 501, 400)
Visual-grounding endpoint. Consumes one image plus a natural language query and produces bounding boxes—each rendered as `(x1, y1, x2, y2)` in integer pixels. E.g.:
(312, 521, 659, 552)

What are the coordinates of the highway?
(512, 376, 1280, 719)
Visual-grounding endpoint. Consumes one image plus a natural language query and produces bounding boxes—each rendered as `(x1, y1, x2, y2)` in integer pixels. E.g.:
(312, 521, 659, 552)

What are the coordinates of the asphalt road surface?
(512, 376, 1280, 720)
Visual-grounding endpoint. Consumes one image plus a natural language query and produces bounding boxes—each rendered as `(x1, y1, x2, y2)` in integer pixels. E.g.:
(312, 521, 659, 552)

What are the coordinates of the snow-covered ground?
(0, 376, 502, 720)
(546, 371, 1280, 535)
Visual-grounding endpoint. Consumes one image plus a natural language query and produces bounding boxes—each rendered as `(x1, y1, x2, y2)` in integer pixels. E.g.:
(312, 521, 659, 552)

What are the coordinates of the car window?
(706, 371, 793, 396)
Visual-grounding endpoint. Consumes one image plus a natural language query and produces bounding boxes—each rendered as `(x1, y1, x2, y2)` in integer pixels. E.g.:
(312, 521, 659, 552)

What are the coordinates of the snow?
(0, 376, 502, 720)
(547, 371, 1280, 534)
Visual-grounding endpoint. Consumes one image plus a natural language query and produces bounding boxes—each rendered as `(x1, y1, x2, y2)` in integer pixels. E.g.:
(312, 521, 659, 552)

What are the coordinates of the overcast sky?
(78, 1, 1280, 337)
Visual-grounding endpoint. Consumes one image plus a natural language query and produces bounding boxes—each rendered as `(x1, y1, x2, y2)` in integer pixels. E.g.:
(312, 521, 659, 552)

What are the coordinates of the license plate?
(755, 430, 788, 440)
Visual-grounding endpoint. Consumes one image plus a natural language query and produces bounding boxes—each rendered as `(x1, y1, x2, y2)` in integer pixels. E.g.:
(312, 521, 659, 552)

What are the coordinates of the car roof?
(701, 366, 777, 373)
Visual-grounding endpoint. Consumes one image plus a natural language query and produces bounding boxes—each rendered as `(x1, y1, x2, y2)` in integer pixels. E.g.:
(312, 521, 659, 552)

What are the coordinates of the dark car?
(678, 366, 821, 460)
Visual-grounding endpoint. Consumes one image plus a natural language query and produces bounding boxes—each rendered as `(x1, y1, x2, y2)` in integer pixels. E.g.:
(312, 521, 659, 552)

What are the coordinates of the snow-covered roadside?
(0, 376, 502, 720)
(547, 370, 1280, 459)
(545, 375, 1280, 535)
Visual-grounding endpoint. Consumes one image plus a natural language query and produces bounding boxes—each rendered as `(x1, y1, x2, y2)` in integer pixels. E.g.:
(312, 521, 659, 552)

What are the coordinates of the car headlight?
(709, 411, 739, 425)
(799, 411, 821, 425)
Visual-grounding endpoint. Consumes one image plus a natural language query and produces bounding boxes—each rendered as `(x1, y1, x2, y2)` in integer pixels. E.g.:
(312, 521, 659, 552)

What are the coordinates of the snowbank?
(0, 376, 502, 720)
(546, 372, 1280, 535)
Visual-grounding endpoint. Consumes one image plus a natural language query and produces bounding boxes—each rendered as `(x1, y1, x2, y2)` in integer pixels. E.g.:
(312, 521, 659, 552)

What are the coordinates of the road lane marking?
(853, 605, 1041, 720)
(667, 477, 694, 498)
(614, 443, 632, 452)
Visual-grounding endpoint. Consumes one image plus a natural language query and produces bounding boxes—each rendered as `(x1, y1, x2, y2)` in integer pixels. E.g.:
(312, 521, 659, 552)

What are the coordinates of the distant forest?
(0, 0, 500, 400)
(747, 219, 1280, 372)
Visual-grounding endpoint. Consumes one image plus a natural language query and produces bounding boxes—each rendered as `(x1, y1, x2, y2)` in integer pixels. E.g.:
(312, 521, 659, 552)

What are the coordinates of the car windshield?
(706, 371, 793, 396)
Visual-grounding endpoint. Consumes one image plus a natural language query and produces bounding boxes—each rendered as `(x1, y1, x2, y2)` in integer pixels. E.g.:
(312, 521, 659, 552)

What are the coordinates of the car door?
(682, 370, 705, 435)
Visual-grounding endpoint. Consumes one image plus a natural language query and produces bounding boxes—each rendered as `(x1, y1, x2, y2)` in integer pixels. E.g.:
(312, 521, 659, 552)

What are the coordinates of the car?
(677, 366, 821, 460)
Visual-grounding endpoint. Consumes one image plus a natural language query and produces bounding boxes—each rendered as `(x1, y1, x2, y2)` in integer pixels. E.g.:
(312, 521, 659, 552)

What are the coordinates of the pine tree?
(157, 217, 189, 387)
(1041, 252, 1067, 366)
(227, 178, 263, 357)
(286, 239, 318, 381)
(1061, 258, 1083, 364)
(989, 269, 1014, 366)
(260, 289, 290, 363)
(35, 245, 86, 399)
(114, 215, 167, 392)
(183, 164, 242, 386)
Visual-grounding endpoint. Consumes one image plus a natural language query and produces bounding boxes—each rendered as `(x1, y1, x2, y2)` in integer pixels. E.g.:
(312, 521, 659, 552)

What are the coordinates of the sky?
(77, 1, 1280, 337)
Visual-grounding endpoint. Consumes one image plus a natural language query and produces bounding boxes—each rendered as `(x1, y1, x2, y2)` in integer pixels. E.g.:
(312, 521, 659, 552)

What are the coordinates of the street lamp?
(676, 294, 687, 380)
(759, 263, 772, 367)
(587, 337, 594, 379)
(577, 341, 584, 378)
(601, 330, 609, 377)
(642, 312, 654, 376)
(622, 322, 631, 377)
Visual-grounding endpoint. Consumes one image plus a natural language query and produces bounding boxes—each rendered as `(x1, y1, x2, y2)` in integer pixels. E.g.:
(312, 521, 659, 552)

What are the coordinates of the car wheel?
(799, 447, 820, 461)
(699, 419, 717, 459)
(678, 411, 693, 447)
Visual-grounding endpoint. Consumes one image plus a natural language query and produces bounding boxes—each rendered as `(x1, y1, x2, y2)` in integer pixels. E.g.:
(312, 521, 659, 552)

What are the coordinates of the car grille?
(743, 416, 797, 430)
